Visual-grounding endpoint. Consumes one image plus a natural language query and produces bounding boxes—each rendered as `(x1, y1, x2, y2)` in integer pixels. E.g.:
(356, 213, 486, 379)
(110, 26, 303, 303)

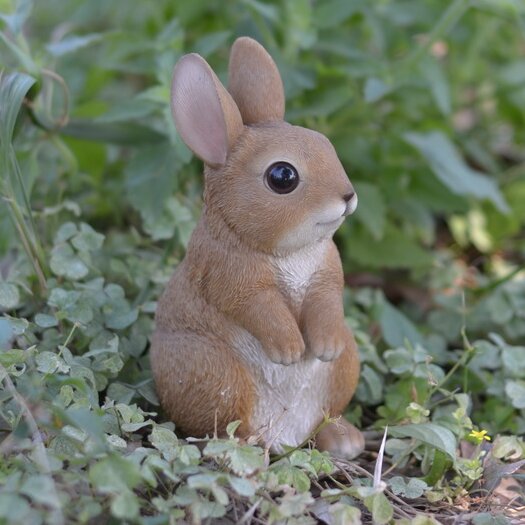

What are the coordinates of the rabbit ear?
(171, 54, 244, 167)
(228, 37, 285, 125)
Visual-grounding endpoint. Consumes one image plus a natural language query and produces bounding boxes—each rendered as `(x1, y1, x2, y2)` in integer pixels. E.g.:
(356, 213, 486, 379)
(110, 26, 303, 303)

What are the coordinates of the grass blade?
(0, 71, 48, 291)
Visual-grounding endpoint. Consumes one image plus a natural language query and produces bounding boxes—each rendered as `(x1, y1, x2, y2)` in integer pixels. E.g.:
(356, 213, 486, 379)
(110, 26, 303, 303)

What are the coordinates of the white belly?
(232, 240, 333, 451)
(233, 329, 333, 452)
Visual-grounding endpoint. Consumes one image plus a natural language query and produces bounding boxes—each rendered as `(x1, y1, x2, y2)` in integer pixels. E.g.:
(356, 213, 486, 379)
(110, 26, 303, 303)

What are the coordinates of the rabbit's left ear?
(228, 37, 285, 125)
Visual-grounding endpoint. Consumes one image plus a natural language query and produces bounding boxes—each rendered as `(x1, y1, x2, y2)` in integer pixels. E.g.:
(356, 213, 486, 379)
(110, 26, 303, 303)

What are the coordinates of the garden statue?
(151, 37, 363, 458)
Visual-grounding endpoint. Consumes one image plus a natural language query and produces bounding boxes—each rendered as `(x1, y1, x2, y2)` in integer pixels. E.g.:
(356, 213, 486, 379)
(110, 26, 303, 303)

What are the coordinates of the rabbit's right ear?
(171, 54, 244, 167)
(228, 37, 285, 125)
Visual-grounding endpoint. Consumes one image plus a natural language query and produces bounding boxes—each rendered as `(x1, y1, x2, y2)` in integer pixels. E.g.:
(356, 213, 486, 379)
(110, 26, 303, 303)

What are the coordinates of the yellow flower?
(469, 429, 491, 443)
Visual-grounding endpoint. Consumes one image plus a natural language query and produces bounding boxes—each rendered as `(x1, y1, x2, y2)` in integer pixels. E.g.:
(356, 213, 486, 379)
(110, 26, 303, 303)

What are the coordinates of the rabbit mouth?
(317, 216, 345, 228)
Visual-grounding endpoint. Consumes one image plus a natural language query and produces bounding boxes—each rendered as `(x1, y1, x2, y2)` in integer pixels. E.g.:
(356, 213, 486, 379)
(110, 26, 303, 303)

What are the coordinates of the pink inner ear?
(172, 55, 229, 167)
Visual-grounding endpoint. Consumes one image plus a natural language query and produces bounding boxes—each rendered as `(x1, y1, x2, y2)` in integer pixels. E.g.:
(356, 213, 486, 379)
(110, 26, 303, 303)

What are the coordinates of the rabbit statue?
(151, 37, 364, 458)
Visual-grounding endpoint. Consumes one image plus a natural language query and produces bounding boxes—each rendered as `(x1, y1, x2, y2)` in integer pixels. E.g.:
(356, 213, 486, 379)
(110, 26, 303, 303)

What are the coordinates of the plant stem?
(475, 265, 525, 295)
(4, 196, 47, 292)
(402, 0, 471, 70)
(428, 327, 475, 399)
(271, 414, 335, 462)
(9, 146, 49, 277)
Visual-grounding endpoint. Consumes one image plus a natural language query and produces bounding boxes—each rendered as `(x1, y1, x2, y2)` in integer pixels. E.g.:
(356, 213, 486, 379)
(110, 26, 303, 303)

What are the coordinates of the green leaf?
(241, 0, 278, 21)
(0, 282, 19, 309)
(0, 318, 13, 349)
(194, 30, 232, 56)
(96, 98, 159, 123)
(89, 454, 141, 493)
(356, 364, 383, 404)
(179, 444, 202, 466)
(190, 498, 226, 520)
(423, 449, 452, 486)
(71, 223, 104, 252)
(0, 494, 32, 521)
(106, 382, 135, 404)
(419, 58, 451, 115)
(289, 450, 317, 475)
(104, 306, 138, 330)
(313, 0, 365, 28)
(472, 513, 511, 525)
(329, 502, 362, 525)
(364, 77, 392, 103)
(347, 225, 433, 269)
(354, 182, 385, 240)
(501, 344, 525, 377)
(54, 222, 78, 243)
(0, 349, 26, 367)
(228, 475, 256, 497)
(278, 492, 314, 517)
(0, 31, 38, 74)
(110, 490, 139, 520)
(0, 73, 36, 149)
(389, 476, 428, 498)
(64, 407, 107, 447)
(505, 380, 525, 409)
(34, 313, 58, 328)
(188, 473, 229, 505)
(50, 244, 89, 280)
(500, 60, 525, 86)
(384, 347, 413, 375)
(492, 436, 525, 460)
(272, 464, 311, 492)
(226, 420, 242, 439)
(228, 445, 265, 476)
(389, 423, 457, 461)
(379, 301, 423, 347)
(35, 351, 70, 374)
(0, 0, 33, 34)
(404, 131, 508, 213)
(61, 120, 165, 145)
(125, 143, 180, 224)
(46, 33, 103, 56)
(149, 425, 179, 461)
(86, 333, 119, 357)
(363, 492, 393, 525)
(20, 474, 60, 508)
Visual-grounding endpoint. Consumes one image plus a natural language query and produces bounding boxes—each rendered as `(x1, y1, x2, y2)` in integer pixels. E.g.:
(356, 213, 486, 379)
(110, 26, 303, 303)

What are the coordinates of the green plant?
(1, 0, 524, 523)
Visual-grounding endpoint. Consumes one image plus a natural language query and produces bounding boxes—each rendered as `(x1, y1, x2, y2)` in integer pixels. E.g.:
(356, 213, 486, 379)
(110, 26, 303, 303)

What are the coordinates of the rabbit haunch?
(151, 36, 364, 458)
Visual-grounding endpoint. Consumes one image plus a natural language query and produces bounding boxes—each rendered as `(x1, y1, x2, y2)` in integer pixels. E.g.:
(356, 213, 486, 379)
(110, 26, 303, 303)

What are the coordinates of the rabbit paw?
(265, 338, 305, 365)
(316, 419, 364, 459)
(307, 323, 347, 362)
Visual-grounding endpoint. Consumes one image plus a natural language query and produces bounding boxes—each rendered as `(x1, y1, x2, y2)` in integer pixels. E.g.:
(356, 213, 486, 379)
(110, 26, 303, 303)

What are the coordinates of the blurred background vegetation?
(2, 0, 525, 266)
(1, 0, 524, 523)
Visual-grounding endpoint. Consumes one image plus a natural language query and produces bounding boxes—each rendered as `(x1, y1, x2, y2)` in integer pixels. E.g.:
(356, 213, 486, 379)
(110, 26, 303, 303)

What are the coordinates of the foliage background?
(0, 0, 524, 523)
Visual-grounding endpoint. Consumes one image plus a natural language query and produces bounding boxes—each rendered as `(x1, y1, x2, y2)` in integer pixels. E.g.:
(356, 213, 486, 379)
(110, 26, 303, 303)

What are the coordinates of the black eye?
(264, 162, 299, 194)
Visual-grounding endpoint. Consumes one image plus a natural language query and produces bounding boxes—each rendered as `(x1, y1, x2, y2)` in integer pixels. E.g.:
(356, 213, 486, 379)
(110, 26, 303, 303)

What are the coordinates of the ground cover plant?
(1, 0, 524, 523)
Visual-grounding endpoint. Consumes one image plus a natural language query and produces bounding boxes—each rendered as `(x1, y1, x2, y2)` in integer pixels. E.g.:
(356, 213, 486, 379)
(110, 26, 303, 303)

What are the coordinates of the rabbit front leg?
(232, 288, 305, 365)
(300, 246, 349, 362)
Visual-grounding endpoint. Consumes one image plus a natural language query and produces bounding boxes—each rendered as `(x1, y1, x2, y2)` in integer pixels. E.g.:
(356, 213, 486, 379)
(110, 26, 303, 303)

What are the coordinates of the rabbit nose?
(343, 191, 358, 216)
(343, 192, 355, 203)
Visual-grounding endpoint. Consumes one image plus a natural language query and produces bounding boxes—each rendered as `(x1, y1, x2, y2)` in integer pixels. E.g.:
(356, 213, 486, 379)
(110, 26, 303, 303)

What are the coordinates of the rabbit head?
(171, 37, 357, 254)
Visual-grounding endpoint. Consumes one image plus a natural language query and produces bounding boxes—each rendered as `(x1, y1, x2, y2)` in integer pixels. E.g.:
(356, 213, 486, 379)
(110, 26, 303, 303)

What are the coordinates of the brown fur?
(150, 37, 363, 457)
(228, 37, 285, 124)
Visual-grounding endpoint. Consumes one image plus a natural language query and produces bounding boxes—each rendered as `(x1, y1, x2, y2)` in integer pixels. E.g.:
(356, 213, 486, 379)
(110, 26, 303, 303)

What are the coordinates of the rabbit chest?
(274, 239, 328, 307)
(233, 240, 334, 450)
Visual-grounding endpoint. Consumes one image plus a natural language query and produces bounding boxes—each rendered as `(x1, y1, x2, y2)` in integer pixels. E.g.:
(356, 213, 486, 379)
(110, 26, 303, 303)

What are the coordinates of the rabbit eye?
(265, 162, 299, 194)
